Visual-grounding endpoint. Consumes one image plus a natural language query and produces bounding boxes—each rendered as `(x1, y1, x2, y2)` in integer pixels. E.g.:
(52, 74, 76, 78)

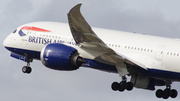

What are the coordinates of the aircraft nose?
(3, 36, 9, 47)
(3, 34, 13, 48)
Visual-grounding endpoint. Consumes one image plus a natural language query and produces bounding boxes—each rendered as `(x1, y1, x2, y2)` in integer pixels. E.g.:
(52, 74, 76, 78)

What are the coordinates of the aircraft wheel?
(156, 89, 163, 98)
(111, 82, 119, 91)
(170, 89, 178, 98)
(162, 88, 170, 99)
(126, 82, 133, 91)
(118, 81, 126, 92)
(22, 66, 32, 74)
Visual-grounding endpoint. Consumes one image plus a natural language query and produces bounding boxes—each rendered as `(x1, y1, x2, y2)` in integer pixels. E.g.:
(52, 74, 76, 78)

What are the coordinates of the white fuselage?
(3, 22, 180, 74)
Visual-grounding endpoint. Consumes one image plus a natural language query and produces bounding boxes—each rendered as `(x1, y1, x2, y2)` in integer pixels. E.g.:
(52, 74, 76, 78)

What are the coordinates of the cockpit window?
(13, 29, 17, 33)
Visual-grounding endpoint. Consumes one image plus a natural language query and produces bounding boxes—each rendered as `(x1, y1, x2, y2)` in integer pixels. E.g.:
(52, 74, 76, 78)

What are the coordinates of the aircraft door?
(155, 45, 166, 60)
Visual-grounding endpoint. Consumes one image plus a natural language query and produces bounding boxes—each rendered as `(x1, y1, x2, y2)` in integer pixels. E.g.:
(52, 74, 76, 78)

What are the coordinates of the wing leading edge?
(67, 3, 148, 76)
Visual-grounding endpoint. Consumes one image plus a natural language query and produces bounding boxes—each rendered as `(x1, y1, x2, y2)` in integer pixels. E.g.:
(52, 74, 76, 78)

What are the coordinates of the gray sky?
(1, 0, 180, 101)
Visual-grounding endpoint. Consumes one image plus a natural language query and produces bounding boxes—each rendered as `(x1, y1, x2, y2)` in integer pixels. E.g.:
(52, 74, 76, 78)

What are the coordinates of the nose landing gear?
(22, 66, 32, 74)
(22, 58, 33, 74)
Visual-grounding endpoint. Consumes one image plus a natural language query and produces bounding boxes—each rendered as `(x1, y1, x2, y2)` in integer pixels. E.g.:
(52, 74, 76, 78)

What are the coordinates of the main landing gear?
(111, 76, 133, 92)
(22, 58, 33, 74)
(156, 81, 178, 99)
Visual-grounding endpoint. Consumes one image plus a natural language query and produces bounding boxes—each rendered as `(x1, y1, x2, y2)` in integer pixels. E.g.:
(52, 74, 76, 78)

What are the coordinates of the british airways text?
(28, 36, 77, 46)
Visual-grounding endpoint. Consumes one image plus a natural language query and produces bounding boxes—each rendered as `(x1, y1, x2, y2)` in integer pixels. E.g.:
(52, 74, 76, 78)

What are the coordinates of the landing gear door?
(155, 45, 166, 61)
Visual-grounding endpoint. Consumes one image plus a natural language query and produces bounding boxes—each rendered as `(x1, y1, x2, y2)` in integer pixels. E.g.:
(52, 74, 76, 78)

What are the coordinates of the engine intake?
(40, 43, 86, 70)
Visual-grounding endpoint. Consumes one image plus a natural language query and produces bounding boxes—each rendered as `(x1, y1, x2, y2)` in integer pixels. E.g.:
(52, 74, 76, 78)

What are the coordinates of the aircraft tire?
(170, 89, 178, 98)
(126, 82, 133, 91)
(118, 81, 126, 92)
(22, 66, 32, 74)
(162, 88, 170, 99)
(156, 89, 163, 98)
(111, 82, 119, 91)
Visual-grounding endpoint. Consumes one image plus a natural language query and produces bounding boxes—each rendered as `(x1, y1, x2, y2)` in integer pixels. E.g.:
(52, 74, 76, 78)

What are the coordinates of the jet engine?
(40, 43, 86, 70)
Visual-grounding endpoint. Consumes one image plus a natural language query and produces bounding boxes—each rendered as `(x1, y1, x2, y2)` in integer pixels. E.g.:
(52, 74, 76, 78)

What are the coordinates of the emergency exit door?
(155, 45, 166, 60)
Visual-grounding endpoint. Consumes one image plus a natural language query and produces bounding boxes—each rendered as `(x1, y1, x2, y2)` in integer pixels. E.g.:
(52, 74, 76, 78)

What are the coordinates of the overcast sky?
(1, 0, 180, 101)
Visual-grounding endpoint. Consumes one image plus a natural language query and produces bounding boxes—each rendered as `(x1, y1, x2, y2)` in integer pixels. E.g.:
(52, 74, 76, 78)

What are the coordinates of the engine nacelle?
(40, 43, 86, 71)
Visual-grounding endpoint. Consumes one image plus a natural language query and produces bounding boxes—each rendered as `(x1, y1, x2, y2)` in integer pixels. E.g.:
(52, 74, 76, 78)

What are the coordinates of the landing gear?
(111, 76, 133, 92)
(22, 58, 33, 74)
(155, 81, 178, 99)
(22, 66, 32, 74)
(156, 88, 178, 99)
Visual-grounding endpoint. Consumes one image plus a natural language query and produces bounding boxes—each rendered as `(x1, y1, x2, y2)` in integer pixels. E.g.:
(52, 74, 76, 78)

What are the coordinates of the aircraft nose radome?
(3, 37, 8, 47)
(3, 35, 11, 47)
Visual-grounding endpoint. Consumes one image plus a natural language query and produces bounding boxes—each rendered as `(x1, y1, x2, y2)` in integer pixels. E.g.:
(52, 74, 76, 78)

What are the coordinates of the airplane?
(3, 3, 180, 99)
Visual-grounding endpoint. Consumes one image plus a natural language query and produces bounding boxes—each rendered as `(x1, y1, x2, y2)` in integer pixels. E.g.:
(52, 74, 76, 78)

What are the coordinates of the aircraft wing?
(67, 3, 148, 75)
